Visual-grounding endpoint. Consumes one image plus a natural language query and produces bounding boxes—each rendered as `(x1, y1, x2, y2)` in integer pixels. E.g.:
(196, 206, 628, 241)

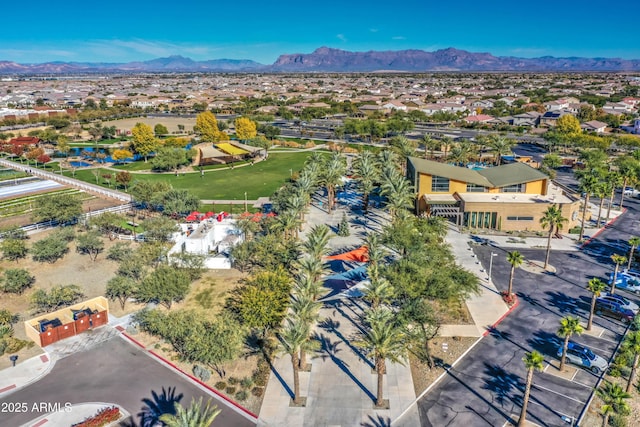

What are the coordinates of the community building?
(407, 157, 582, 232)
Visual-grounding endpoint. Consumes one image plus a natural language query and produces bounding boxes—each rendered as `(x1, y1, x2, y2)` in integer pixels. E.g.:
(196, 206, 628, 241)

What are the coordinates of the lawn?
(64, 151, 323, 200)
(111, 161, 154, 171)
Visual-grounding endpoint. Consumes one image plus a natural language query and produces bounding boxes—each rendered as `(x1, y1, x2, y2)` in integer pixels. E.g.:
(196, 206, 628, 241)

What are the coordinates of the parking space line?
(571, 379, 596, 389)
(533, 384, 588, 405)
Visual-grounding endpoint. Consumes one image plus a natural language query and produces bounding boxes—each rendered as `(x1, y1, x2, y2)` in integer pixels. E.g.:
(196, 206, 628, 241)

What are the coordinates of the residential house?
(406, 157, 581, 232)
(512, 111, 542, 127)
(381, 100, 408, 111)
(540, 110, 573, 127)
(581, 120, 608, 133)
(464, 114, 494, 124)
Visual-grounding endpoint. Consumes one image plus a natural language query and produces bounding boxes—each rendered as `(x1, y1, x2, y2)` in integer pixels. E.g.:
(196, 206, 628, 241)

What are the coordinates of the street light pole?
(244, 192, 248, 212)
(488, 252, 497, 281)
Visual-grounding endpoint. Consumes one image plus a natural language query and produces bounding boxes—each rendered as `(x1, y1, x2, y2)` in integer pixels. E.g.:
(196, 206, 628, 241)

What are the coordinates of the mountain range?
(1, 47, 640, 73)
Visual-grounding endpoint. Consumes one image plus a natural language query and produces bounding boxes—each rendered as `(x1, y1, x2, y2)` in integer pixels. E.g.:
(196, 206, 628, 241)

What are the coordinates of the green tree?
(615, 155, 640, 209)
(195, 111, 223, 142)
(542, 153, 562, 169)
(105, 276, 138, 310)
(153, 123, 169, 136)
(151, 189, 200, 216)
(75, 232, 104, 261)
(31, 235, 69, 263)
(622, 331, 640, 393)
(320, 152, 346, 213)
(555, 114, 582, 135)
(129, 180, 172, 209)
(487, 134, 514, 165)
(506, 251, 523, 297)
(610, 254, 627, 295)
(131, 122, 158, 162)
(150, 147, 191, 172)
(380, 167, 414, 219)
(586, 278, 607, 331)
(136, 266, 191, 309)
(115, 171, 132, 190)
(0, 238, 28, 262)
(278, 317, 311, 405)
(141, 216, 179, 243)
(577, 172, 600, 241)
(596, 382, 631, 427)
(302, 225, 331, 260)
(159, 397, 220, 427)
(422, 134, 441, 160)
(363, 264, 394, 309)
(540, 205, 568, 269)
(557, 316, 584, 371)
(336, 213, 350, 236)
(1, 268, 35, 294)
(32, 194, 82, 224)
(30, 285, 83, 312)
(353, 150, 379, 212)
(518, 351, 545, 427)
(628, 236, 640, 270)
(356, 308, 406, 407)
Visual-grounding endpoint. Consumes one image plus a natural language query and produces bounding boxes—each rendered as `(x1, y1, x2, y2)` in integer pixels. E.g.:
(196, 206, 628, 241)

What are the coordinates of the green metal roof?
(408, 157, 547, 189)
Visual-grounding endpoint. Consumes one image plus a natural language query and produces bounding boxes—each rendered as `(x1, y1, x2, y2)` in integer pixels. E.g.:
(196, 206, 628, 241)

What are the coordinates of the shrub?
(0, 268, 35, 294)
(609, 414, 627, 427)
(30, 285, 84, 313)
(227, 376, 238, 385)
(71, 406, 120, 427)
(251, 387, 265, 397)
(336, 213, 350, 237)
(225, 386, 236, 395)
(214, 381, 227, 390)
(235, 390, 249, 401)
(107, 242, 133, 261)
(0, 340, 7, 356)
(240, 377, 254, 389)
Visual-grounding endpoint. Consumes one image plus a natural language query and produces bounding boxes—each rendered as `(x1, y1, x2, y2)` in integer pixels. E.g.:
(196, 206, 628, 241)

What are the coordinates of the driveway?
(0, 337, 255, 427)
(417, 196, 638, 426)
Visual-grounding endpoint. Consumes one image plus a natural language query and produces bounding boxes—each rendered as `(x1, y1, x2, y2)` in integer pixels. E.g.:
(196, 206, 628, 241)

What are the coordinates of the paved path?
(258, 180, 420, 426)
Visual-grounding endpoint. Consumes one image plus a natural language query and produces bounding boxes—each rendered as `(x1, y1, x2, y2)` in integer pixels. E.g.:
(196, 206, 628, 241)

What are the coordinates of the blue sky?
(1, 0, 638, 64)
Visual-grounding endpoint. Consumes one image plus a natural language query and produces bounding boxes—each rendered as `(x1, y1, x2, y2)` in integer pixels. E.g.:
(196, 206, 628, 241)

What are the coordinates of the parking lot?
(418, 196, 639, 426)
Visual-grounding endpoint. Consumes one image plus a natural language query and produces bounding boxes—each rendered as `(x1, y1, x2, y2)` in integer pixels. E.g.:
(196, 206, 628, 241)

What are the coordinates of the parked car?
(623, 187, 639, 197)
(556, 341, 608, 374)
(622, 269, 640, 281)
(598, 293, 639, 314)
(608, 273, 640, 294)
(595, 299, 635, 323)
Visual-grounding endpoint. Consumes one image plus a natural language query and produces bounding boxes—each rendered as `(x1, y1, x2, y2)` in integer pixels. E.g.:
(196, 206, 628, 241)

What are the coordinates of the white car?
(609, 273, 640, 294)
(599, 292, 639, 314)
(624, 187, 639, 197)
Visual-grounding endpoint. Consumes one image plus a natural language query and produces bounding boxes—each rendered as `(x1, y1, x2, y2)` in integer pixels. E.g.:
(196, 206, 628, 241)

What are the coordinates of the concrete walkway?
(0, 353, 52, 398)
(258, 181, 420, 426)
(22, 402, 129, 427)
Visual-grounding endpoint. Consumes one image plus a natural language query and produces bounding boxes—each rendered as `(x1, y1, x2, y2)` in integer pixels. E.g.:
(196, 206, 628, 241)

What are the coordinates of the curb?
(0, 351, 54, 399)
(22, 402, 130, 427)
(120, 332, 258, 422)
(580, 208, 626, 248)
(482, 295, 520, 337)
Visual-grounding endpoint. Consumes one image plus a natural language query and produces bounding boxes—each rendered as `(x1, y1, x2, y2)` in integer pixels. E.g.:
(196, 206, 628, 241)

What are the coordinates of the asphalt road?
(0, 337, 255, 427)
(417, 194, 639, 426)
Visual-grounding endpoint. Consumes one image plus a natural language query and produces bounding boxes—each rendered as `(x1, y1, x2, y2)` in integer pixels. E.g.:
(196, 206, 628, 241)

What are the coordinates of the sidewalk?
(22, 402, 129, 427)
(0, 353, 53, 398)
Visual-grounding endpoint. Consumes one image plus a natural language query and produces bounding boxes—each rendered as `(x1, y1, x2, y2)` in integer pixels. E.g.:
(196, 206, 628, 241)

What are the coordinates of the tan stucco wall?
(462, 201, 581, 232)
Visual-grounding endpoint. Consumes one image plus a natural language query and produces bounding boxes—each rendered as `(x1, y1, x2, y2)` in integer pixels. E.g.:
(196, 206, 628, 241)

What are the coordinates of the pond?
(69, 161, 92, 168)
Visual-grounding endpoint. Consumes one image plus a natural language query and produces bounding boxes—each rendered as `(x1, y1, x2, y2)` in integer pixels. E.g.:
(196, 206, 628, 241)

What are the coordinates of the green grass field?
(64, 151, 323, 200)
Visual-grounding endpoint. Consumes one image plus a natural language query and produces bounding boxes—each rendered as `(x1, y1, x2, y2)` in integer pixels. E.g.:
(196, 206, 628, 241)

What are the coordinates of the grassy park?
(63, 151, 324, 200)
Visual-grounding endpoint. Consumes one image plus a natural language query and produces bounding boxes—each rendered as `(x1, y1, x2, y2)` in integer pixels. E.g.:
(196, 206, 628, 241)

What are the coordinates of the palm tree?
(447, 141, 476, 165)
(518, 350, 544, 427)
(586, 278, 607, 331)
(628, 236, 640, 270)
(557, 316, 584, 371)
(615, 155, 640, 210)
(506, 251, 524, 297)
(159, 397, 221, 427)
(294, 274, 326, 302)
(606, 171, 623, 222)
(278, 318, 313, 405)
(355, 308, 406, 407)
(380, 167, 415, 219)
(286, 192, 308, 230)
(577, 172, 600, 241)
(302, 225, 331, 260)
(610, 254, 627, 295)
(353, 150, 380, 212)
(594, 181, 609, 228)
(321, 152, 346, 213)
(377, 149, 401, 173)
(488, 134, 514, 166)
(622, 331, 640, 392)
(389, 135, 417, 174)
(290, 295, 321, 371)
(295, 257, 328, 284)
(277, 210, 302, 240)
(540, 205, 568, 270)
(364, 232, 387, 267)
(422, 134, 440, 160)
(439, 136, 453, 162)
(363, 264, 394, 309)
(596, 381, 631, 427)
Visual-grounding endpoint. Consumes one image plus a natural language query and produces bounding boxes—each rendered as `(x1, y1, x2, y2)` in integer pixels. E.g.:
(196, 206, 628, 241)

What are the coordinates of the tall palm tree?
(577, 172, 600, 241)
(610, 254, 627, 295)
(321, 152, 346, 213)
(294, 274, 326, 302)
(286, 192, 308, 230)
(355, 308, 406, 407)
(389, 135, 417, 174)
(447, 141, 476, 165)
(159, 397, 221, 427)
(290, 295, 321, 371)
(540, 205, 568, 270)
(596, 381, 631, 427)
(594, 181, 609, 228)
(364, 232, 387, 267)
(377, 149, 401, 173)
(380, 167, 415, 219)
(506, 251, 524, 297)
(586, 278, 607, 331)
(302, 224, 331, 260)
(363, 264, 394, 309)
(622, 331, 640, 393)
(277, 210, 302, 240)
(278, 318, 313, 405)
(295, 257, 328, 284)
(628, 236, 640, 270)
(615, 155, 640, 210)
(353, 150, 380, 213)
(439, 136, 453, 162)
(606, 171, 623, 221)
(488, 134, 514, 166)
(422, 134, 440, 160)
(557, 316, 584, 371)
(518, 350, 544, 427)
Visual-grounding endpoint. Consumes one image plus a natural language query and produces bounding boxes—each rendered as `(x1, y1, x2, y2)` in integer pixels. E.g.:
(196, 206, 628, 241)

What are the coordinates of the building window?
(431, 175, 450, 192)
(506, 216, 534, 221)
(466, 183, 488, 192)
(501, 183, 525, 193)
